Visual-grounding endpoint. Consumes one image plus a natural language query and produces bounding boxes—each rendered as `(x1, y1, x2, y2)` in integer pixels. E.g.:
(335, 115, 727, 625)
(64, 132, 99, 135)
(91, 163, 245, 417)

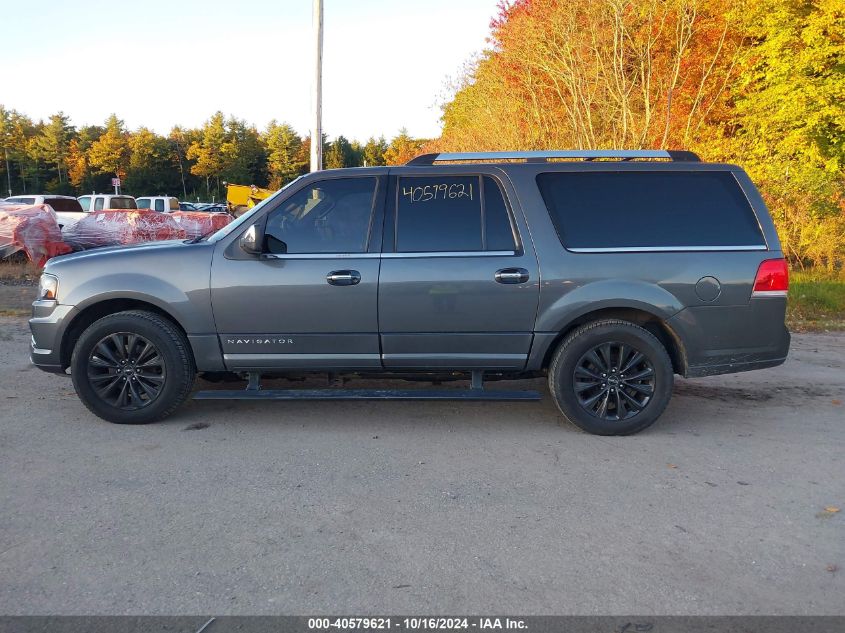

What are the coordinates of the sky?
(1, 0, 498, 141)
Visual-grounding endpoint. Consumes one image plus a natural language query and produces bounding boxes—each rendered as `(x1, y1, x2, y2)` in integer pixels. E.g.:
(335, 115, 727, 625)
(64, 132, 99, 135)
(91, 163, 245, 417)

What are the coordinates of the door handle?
(494, 268, 530, 284)
(326, 270, 361, 286)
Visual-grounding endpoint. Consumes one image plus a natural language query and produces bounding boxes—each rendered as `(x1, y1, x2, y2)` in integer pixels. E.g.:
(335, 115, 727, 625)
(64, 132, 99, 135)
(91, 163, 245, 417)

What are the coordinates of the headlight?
(38, 274, 58, 301)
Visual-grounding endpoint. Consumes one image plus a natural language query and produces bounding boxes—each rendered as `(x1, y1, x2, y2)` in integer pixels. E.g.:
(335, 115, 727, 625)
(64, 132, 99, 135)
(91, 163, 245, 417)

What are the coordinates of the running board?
(194, 388, 540, 401)
(193, 370, 541, 402)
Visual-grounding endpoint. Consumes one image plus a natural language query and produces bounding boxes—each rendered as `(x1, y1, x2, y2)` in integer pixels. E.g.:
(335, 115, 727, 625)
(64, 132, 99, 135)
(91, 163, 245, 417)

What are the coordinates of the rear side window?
(536, 171, 765, 250)
(45, 198, 83, 212)
(154, 199, 164, 212)
(110, 197, 137, 210)
(169, 198, 179, 211)
(94, 197, 104, 211)
(395, 175, 516, 252)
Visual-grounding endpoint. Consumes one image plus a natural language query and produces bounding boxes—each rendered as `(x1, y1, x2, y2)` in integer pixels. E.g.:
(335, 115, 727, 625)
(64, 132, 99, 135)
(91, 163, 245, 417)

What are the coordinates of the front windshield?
(207, 177, 302, 243)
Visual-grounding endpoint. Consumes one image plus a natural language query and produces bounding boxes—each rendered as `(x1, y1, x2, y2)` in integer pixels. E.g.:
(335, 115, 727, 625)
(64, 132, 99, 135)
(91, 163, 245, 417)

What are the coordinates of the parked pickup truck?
(2, 194, 87, 229)
(77, 194, 137, 212)
(136, 196, 180, 212)
(30, 150, 790, 435)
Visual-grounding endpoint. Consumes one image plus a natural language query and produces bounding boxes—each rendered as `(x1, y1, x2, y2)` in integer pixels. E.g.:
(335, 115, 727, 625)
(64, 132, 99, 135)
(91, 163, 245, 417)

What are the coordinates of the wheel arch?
(535, 306, 688, 376)
(60, 297, 190, 371)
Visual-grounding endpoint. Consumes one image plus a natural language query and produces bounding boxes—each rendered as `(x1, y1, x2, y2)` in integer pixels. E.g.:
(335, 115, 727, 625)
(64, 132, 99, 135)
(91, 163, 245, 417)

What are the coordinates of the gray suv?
(29, 150, 790, 435)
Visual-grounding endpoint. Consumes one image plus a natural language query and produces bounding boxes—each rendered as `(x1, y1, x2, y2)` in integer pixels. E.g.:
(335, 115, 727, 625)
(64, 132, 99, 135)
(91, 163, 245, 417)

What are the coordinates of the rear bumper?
(29, 301, 76, 374)
(684, 334, 789, 377)
(668, 298, 790, 378)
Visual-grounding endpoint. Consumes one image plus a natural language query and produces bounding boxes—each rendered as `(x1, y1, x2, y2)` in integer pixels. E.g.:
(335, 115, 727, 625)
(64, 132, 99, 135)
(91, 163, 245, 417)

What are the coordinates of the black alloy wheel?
(548, 319, 674, 435)
(71, 310, 195, 424)
(87, 332, 166, 410)
(573, 341, 655, 421)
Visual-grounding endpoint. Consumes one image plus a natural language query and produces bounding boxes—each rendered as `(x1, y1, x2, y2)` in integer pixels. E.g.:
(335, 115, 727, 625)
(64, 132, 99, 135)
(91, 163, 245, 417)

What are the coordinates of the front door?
(210, 173, 386, 370)
(378, 170, 539, 369)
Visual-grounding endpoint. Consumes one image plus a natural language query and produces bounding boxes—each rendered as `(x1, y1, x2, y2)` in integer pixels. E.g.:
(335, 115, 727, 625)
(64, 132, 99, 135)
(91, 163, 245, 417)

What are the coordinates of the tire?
(548, 319, 674, 435)
(70, 310, 196, 424)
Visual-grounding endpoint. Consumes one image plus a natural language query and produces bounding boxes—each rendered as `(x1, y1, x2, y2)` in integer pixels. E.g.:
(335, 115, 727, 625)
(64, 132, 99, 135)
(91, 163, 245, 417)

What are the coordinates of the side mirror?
(239, 223, 263, 255)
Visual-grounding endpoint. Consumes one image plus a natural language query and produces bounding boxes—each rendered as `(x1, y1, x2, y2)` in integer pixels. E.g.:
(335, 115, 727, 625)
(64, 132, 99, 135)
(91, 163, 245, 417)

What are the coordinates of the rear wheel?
(70, 310, 195, 424)
(548, 319, 674, 435)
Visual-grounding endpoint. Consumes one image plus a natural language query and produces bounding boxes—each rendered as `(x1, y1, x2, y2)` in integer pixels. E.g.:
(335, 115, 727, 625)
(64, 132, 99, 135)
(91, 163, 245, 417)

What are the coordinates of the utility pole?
(310, 0, 323, 172)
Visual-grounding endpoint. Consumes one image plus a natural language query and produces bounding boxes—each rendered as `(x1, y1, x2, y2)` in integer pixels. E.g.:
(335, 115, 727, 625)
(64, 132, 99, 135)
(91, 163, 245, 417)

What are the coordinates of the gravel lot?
(0, 316, 842, 615)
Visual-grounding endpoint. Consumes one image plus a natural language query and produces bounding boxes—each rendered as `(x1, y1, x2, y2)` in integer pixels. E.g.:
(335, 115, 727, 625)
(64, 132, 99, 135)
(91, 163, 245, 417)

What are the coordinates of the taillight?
(752, 258, 789, 296)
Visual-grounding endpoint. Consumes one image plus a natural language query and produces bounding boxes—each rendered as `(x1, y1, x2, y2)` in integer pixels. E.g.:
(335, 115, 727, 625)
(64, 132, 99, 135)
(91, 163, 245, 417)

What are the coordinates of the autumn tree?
(384, 129, 425, 165)
(88, 115, 130, 181)
(436, 0, 844, 268)
(187, 112, 230, 197)
(0, 108, 37, 193)
(67, 126, 105, 194)
(439, 0, 743, 151)
(723, 0, 845, 269)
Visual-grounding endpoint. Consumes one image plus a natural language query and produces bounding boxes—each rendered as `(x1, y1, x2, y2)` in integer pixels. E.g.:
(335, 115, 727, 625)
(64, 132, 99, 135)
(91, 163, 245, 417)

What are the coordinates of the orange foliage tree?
(438, 0, 744, 152)
(437, 0, 845, 268)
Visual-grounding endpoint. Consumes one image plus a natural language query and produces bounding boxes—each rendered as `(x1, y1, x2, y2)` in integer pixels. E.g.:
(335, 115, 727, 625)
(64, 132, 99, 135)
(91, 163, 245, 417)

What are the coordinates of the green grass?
(788, 270, 845, 331)
(0, 258, 41, 282)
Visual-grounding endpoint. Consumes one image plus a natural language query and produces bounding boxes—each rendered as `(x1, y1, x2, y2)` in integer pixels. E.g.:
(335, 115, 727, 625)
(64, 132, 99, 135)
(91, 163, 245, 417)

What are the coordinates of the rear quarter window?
(45, 198, 83, 212)
(536, 171, 765, 250)
(110, 197, 138, 210)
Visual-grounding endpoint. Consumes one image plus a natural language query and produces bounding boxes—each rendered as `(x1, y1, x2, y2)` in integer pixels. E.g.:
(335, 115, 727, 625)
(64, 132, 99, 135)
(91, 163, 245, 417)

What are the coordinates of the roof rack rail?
(405, 150, 700, 166)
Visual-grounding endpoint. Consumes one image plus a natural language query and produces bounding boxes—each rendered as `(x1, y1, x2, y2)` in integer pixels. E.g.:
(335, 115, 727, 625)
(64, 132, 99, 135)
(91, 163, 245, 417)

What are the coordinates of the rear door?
(378, 168, 539, 369)
(210, 172, 387, 370)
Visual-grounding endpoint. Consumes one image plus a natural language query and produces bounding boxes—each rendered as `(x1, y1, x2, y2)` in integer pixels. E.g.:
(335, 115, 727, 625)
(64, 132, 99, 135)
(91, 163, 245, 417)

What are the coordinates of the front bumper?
(29, 300, 76, 374)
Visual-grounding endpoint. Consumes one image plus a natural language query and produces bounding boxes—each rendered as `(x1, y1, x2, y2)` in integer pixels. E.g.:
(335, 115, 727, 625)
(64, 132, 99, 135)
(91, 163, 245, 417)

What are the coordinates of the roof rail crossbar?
(405, 150, 700, 165)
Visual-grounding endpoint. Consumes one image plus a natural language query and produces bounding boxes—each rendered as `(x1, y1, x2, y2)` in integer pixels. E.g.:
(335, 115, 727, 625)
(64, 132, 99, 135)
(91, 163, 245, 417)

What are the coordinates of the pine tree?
(221, 117, 267, 186)
(35, 113, 74, 184)
(126, 127, 179, 194)
(265, 120, 304, 187)
(325, 135, 355, 169)
(363, 136, 388, 166)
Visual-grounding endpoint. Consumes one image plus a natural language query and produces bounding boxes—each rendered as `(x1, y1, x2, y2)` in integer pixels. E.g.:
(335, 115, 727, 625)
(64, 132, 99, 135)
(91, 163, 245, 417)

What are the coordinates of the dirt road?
(0, 317, 842, 614)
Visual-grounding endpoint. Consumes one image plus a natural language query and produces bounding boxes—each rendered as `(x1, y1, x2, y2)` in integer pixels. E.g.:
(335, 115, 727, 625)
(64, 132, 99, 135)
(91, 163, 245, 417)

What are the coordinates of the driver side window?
(264, 177, 377, 254)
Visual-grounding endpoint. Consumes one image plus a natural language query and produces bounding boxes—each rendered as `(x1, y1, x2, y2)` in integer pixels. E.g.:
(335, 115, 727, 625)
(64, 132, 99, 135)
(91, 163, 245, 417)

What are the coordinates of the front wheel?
(548, 319, 674, 435)
(70, 310, 196, 424)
